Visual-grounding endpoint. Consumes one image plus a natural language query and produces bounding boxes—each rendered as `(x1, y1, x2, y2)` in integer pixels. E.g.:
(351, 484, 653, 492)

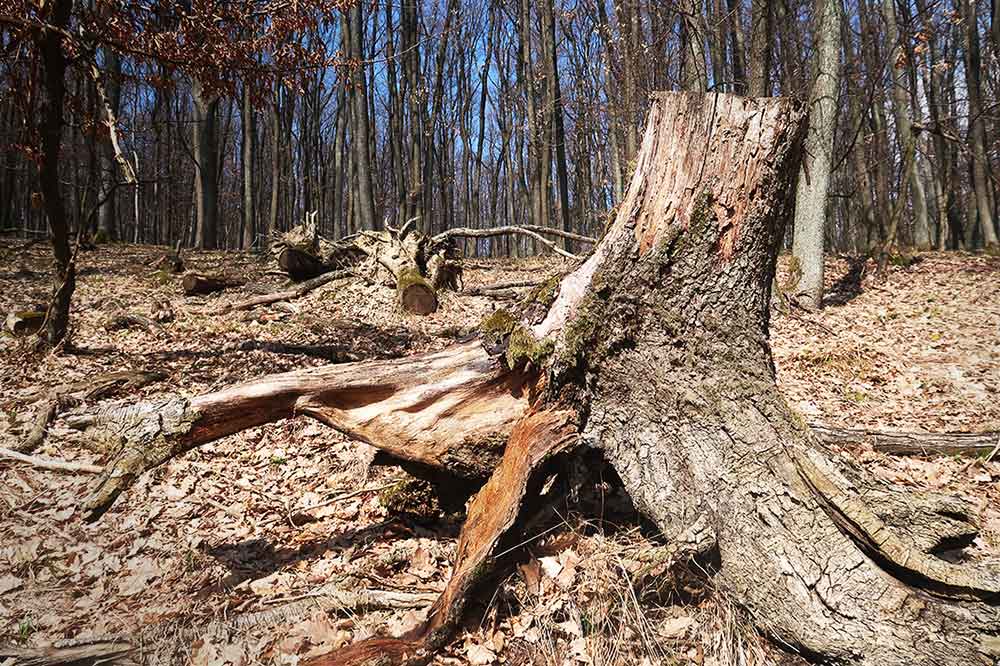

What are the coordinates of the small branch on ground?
(463, 279, 544, 297)
(222, 270, 352, 313)
(0, 447, 103, 474)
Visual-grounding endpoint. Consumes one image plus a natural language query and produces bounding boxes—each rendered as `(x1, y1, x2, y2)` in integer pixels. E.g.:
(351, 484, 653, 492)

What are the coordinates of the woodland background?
(1, 0, 998, 257)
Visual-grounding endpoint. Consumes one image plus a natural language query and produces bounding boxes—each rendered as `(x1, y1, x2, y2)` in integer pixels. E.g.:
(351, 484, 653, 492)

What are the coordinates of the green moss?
(888, 253, 917, 268)
(689, 188, 716, 233)
(506, 325, 555, 368)
(480, 308, 518, 337)
(379, 478, 441, 523)
(783, 255, 803, 292)
(397, 266, 430, 291)
(560, 294, 603, 362)
(92, 229, 110, 244)
(522, 274, 562, 308)
(479, 308, 518, 351)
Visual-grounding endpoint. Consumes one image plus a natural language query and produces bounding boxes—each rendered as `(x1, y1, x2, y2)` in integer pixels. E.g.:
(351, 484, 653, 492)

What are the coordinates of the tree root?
(304, 410, 579, 666)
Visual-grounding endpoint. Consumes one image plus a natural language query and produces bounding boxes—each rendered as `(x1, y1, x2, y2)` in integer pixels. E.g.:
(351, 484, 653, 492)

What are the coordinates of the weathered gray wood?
(812, 424, 1000, 458)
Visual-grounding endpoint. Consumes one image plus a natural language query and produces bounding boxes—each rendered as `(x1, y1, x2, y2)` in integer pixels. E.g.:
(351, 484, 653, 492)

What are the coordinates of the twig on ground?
(0, 446, 103, 474)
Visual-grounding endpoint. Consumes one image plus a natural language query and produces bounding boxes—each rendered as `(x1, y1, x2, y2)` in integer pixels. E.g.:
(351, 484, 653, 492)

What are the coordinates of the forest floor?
(1, 241, 999, 666)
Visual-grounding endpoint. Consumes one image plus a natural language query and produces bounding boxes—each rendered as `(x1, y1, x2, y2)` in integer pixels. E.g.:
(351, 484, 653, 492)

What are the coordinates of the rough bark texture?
(546, 93, 999, 666)
(791, 0, 840, 308)
(78, 93, 1000, 666)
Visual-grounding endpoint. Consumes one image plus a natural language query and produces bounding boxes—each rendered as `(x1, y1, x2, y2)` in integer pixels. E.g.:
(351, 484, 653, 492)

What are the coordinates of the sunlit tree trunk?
(792, 0, 841, 308)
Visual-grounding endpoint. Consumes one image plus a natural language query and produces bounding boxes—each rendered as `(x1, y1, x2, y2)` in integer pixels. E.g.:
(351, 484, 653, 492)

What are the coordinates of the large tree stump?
(76, 93, 1000, 666)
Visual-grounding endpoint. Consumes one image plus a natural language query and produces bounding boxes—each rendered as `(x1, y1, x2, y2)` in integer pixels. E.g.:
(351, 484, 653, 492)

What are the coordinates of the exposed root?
(305, 409, 579, 666)
(794, 448, 1000, 597)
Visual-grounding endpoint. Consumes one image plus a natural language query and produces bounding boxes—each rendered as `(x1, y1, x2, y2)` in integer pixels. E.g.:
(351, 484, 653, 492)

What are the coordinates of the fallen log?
(812, 424, 1000, 458)
(271, 218, 595, 314)
(5, 308, 46, 336)
(181, 272, 246, 296)
(222, 269, 352, 313)
(462, 279, 544, 297)
(75, 93, 1000, 666)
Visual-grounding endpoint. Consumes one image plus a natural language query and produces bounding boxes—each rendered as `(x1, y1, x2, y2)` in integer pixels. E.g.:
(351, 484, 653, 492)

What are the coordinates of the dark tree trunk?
(748, 0, 773, 96)
(38, 0, 75, 346)
(77, 94, 1000, 666)
(192, 78, 219, 250)
(345, 4, 377, 232)
(541, 0, 573, 251)
(241, 83, 255, 251)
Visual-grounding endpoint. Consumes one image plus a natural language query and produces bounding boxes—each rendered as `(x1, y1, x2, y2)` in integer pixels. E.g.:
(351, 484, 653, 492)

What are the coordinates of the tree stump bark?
(76, 93, 1000, 666)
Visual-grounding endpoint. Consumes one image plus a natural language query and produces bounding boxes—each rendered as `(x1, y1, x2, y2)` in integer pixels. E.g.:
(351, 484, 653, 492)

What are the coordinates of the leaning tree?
(73, 93, 1000, 666)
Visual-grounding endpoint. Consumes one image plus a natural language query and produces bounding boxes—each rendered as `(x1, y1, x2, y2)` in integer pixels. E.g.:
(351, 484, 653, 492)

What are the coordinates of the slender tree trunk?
(541, 0, 572, 250)
(748, 0, 773, 96)
(268, 83, 281, 243)
(960, 0, 998, 248)
(680, 0, 708, 92)
(37, 0, 74, 346)
(882, 0, 931, 249)
(792, 0, 841, 309)
(96, 48, 121, 241)
(241, 83, 255, 251)
(727, 0, 747, 93)
(345, 5, 377, 232)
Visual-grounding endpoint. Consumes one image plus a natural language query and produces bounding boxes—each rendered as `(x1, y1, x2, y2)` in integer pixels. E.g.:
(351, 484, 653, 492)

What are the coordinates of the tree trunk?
(791, 0, 841, 308)
(37, 0, 75, 346)
(96, 48, 121, 241)
(882, 0, 931, 249)
(680, 0, 708, 92)
(346, 4, 377, 232)
(541, 0, 573, 252)
(726, 0, 747, 93)
(748, 0, 773, 96)
(192, 78, 219, 250)
(77, 94, 1000, 666)
(960, 0, 998, 248)
(241, 83, 255, 251)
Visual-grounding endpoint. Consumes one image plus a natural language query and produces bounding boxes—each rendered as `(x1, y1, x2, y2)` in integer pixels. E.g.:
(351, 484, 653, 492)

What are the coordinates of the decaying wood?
(5, 309, 46, 336)
(431, 225, 594, 260)
(222, 270, 352, 312)
(462, 279, 544, 297)
(76, 93, 1000, 666)
(17, 370, 166, 454)
(0, 583, 436, 666)
(17, 396, 58, 454)
(316, 410, 579, 666)
(0, 638, 136, 666)
(0, 446, 104, 474)
(149, 240, 184, 274)
(181, 272, 245, 296)
(75, 342, 530, 520)
(812, 423, 1000, 458)
(103, 312, 159, 332)
(270, 218, 592, 314)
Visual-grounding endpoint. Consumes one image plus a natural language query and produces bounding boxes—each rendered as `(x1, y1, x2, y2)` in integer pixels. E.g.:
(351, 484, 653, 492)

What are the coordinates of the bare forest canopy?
(1, 0, 998, 257)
